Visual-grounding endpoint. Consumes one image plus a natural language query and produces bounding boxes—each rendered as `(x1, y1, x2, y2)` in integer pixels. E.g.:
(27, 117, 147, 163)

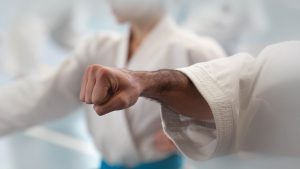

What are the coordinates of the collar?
(116, 15, 177, 68)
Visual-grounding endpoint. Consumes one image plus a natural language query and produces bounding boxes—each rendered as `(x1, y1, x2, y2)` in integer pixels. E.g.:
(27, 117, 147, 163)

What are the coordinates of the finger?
(85, 67, 97, 104)
(80, 67, 90, 101)
(92, 70, 111, 105)
(93, 93, 130, 116)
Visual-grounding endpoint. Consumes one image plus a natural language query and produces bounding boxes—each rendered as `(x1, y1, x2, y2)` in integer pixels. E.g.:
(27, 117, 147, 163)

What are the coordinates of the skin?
(109, 0, 164, 59)
(79, 65, 213, 121)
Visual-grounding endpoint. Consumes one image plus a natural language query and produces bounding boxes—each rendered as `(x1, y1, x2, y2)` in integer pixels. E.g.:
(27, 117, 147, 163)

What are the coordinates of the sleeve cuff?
(161, 64, 235, 161)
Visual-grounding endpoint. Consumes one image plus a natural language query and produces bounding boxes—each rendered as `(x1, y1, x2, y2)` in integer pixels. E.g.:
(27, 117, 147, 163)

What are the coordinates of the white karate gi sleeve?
(161, 51, 265, 161)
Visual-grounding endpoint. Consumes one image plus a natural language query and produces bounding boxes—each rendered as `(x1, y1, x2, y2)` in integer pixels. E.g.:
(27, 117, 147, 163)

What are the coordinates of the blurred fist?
(154, 130, 177, 153)
(80, 65, 141, 115)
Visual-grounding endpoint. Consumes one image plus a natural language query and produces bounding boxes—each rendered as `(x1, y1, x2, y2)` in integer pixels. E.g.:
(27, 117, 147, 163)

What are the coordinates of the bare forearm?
(131, 70, 189, 100)
(132, 70, 213, 120)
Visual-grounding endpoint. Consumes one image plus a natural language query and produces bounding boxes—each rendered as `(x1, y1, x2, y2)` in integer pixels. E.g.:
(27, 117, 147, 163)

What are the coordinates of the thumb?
(93, 92, 131, 116)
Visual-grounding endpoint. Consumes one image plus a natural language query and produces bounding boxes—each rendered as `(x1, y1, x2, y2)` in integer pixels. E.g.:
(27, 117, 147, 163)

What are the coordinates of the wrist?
(130, 71, 153, 97)
(131, 70, 190, 101)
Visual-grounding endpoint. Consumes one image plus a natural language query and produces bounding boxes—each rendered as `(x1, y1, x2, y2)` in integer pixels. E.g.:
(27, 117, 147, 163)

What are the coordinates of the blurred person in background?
(0, 0, 225, 169)
(183, 0, 268, 55)
(1, 0, 88, 78)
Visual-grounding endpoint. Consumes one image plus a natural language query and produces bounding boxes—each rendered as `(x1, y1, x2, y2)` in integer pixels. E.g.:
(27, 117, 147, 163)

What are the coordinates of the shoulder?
(169, 28, 226, 60)
(82, 31, 122, 56)
(71, 31, 122, 63)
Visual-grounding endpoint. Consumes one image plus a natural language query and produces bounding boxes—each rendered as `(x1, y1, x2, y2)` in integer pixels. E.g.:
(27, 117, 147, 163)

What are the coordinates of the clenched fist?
(80, 65, 141, 115)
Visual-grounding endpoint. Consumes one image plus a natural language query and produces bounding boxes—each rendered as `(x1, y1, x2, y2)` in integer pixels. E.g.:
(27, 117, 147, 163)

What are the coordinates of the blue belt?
(100, 154, 183, 169)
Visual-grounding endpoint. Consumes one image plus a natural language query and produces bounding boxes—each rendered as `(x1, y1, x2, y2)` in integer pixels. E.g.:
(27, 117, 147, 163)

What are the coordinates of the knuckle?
(119, 97, 130, 108)
(86, 65, 92, 70)
(95, 67, 111, 80)
(84, 66, 91, 75)
(86, 66, 94, 76)
(85, 99, 93, 104)
(90, 65, 98, 73)
(95, 69, 106, 79)
(94, 106, 103, 116)
(87, 65, 95, 71)
(92, 96, 102, 105)
(85, 95, 93, 104)
(88, 64, 102, 74)
(91, 96, 97, 104)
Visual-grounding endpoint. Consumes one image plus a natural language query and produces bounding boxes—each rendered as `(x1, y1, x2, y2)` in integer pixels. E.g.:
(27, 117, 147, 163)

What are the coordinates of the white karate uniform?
(162, 41, 300, 167)
(0, 16, 224, 166)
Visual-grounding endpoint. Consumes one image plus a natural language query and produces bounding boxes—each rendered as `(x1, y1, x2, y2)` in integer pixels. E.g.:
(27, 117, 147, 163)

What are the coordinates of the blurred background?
(0, 0, 299, 168)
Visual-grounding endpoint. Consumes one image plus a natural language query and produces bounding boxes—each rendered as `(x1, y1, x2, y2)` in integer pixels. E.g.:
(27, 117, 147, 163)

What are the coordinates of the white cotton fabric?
(0, 16, 225, 166)
(162, 41, 300, 162)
